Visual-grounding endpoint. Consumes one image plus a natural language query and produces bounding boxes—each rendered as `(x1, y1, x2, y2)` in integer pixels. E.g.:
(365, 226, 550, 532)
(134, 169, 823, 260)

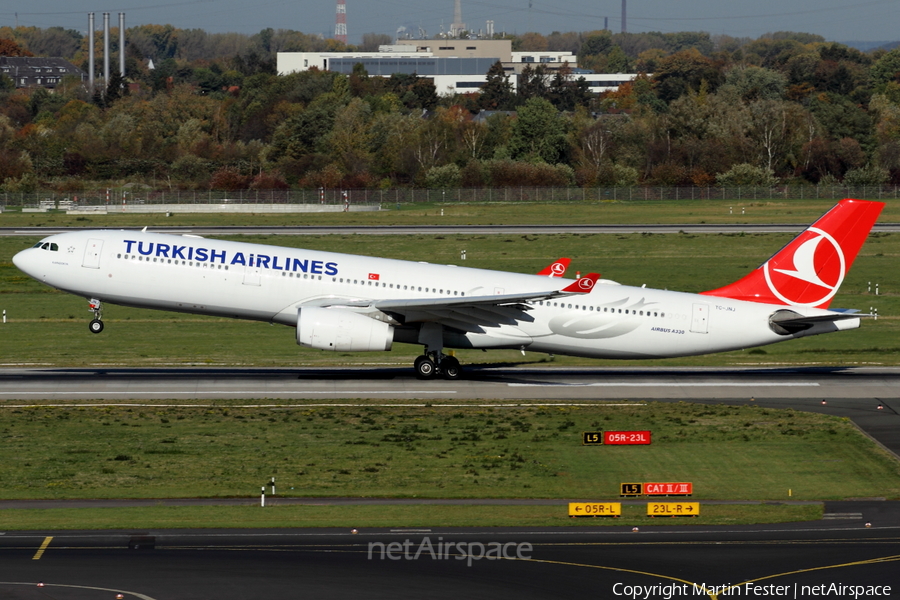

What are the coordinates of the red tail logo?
(702, 199, 884, 308)
(764, 227, 844, 306)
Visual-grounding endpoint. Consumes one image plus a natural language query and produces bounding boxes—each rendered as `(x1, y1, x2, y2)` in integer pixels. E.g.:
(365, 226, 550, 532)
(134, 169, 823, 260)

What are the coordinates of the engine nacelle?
(297, 307, 394, 352)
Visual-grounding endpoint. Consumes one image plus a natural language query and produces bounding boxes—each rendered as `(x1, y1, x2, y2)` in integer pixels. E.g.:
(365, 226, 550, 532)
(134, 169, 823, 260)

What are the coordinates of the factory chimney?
(450, 0, 466, 37)
(88, 13, 95, 91)
(103, 12, 110, 87)
(119, 13, 125, 78)
(335, 1, 347, 44)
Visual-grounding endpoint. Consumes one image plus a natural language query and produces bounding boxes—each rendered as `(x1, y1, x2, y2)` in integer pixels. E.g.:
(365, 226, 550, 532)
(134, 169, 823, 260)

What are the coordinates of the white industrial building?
(276, 40, 640, 97)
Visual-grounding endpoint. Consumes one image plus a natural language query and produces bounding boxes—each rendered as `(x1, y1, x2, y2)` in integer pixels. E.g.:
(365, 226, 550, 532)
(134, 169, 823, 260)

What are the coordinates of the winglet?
(537, 258, 571, 277)
(560, 273, 600, 294)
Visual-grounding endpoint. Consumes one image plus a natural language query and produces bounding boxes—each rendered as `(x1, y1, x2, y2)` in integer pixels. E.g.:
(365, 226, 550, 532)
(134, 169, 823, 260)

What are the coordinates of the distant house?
(0, 57, 86, 89)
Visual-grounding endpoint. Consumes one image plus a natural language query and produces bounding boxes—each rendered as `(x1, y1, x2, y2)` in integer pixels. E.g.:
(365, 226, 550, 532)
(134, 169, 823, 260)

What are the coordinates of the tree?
(721, 66, 786, 102)
(517, 64, 548, 102)
(652, 48, 723, 103)
(0, 38, 33, 57)
(324, 97, 373, 176)
(715, 163, 776, 186)
(360, 33, 392, 52)
(478, 62, 515, 110)
(519, 32, 549, 51)
(546, 64, 591, 111)
(579, 33, 612, 61)
(870, 48, 900, 91)
(508, 97, 569, 163)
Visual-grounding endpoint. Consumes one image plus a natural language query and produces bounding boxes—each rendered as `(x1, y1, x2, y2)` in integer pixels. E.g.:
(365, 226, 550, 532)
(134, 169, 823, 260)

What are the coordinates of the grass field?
(2, 403, 898, 502)
(1, 227, 896, 367)
(0, 503, 823, 530)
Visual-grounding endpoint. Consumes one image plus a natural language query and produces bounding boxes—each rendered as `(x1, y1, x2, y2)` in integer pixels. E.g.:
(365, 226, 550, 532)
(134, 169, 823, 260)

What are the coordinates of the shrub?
(249, 171, 289, 190)
(424, 164, 462, 189)
(715, 163, 777, 186)
(843, 165, 889, 186)
(209, 167, 251, 191)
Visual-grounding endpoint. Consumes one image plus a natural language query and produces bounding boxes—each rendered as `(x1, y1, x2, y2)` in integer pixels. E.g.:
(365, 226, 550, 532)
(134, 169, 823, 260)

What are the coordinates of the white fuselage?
(13, 230, 857, 359)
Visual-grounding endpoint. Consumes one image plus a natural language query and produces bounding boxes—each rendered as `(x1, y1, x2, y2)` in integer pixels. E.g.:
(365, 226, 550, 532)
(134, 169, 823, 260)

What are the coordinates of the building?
(0, 57, 86, 89)
(277, 40, 641, 97)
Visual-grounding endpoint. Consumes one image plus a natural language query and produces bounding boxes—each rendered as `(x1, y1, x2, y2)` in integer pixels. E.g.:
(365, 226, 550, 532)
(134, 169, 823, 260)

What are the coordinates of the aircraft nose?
(12, 248, 37, 276)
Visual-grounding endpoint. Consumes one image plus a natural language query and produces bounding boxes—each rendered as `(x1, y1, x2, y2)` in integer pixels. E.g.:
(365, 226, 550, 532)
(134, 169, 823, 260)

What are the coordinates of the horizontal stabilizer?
(769, 309, 864, 335)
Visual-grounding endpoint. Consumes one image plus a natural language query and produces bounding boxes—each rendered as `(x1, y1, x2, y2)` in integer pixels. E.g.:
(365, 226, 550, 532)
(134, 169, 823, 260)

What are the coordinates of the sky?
(3, 0, 900, 45)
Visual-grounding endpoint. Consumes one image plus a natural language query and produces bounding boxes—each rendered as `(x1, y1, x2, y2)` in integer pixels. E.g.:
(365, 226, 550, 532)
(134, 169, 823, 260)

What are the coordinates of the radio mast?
(335, 1, 347, 44)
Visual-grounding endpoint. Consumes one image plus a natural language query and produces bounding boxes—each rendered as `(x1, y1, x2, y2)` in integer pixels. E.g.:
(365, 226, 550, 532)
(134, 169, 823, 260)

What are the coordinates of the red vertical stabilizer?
(701, 199, 884, 308)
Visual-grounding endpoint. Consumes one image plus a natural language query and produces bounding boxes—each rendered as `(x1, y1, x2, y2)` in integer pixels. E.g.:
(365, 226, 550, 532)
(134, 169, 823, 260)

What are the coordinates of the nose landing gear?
(88, 298, 104, 334)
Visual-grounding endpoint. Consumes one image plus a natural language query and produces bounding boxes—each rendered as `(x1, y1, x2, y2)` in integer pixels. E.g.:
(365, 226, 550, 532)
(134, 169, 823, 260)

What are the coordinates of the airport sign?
(582, 431, 651, 445)
(644, 482, 693, 495)
(568, 502, 622, 517)
(647, 502, 700, 517)
(582, 431, 603, 445)
(604, 431, 651, 445)
(620, 482, 643, 496)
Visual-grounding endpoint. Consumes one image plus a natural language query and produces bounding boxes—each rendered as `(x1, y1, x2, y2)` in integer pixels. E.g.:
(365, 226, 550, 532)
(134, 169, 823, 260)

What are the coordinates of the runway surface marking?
(1, 582, 157, 599)
(518, 557, 713, 599)
(0, 391, 458, 396)
(509, 382, 820, 387)
(31, 536, 51, 560)
(718, 553, 900, 599)
(0, 402, 645, 408)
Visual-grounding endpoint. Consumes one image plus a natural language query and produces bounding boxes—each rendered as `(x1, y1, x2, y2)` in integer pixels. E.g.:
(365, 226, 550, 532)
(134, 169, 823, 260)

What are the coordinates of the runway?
(2, 508, 898, 600)
(1, 365, 898, 400)
(3, 223, 900, 237)
(2, 367, 899, 598)
(2, 365, 899, 457)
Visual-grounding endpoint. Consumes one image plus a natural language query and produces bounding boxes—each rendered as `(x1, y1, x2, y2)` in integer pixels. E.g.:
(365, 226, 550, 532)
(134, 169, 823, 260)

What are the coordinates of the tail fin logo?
(763, 227, 845, 307)
(577, 277, 595, 291)
(550, 262, 567, 276)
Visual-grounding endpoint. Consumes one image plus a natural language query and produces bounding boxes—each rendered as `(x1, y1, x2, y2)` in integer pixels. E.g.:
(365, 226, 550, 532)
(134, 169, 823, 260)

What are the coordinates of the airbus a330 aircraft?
(12, 199, 884, 379)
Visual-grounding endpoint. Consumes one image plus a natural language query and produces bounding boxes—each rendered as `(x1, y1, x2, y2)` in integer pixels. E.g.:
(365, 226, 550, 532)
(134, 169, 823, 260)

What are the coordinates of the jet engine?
(297, 307, 394, 352)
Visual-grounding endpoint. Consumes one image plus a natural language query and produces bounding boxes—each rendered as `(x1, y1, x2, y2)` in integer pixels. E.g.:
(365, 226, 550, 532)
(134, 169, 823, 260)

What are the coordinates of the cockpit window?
(33, 241, 59, 251)
(50, 243, 58, 251)
(41, 243, 50, 250)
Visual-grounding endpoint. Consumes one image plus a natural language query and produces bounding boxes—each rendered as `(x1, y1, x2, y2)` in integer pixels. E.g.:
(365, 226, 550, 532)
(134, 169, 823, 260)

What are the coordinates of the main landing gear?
(414, 322, 461, 380)
(414, 352, 461, 380)
(88, 298, 104, 334)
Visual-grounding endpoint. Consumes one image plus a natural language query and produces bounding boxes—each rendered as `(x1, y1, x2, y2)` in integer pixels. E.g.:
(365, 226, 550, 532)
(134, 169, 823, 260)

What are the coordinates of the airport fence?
(3, 185, 900, 210)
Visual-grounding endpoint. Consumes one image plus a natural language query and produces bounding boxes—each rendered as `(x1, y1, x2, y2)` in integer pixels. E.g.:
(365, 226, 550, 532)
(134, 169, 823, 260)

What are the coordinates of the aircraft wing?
(323, 274, 600, 332)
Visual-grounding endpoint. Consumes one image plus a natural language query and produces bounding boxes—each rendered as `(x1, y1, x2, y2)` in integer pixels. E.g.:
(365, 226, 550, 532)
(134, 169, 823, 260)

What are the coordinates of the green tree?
(478, 61, 515, 110)
(508, 97, 569, 163)
(715, 163, 777, 186)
